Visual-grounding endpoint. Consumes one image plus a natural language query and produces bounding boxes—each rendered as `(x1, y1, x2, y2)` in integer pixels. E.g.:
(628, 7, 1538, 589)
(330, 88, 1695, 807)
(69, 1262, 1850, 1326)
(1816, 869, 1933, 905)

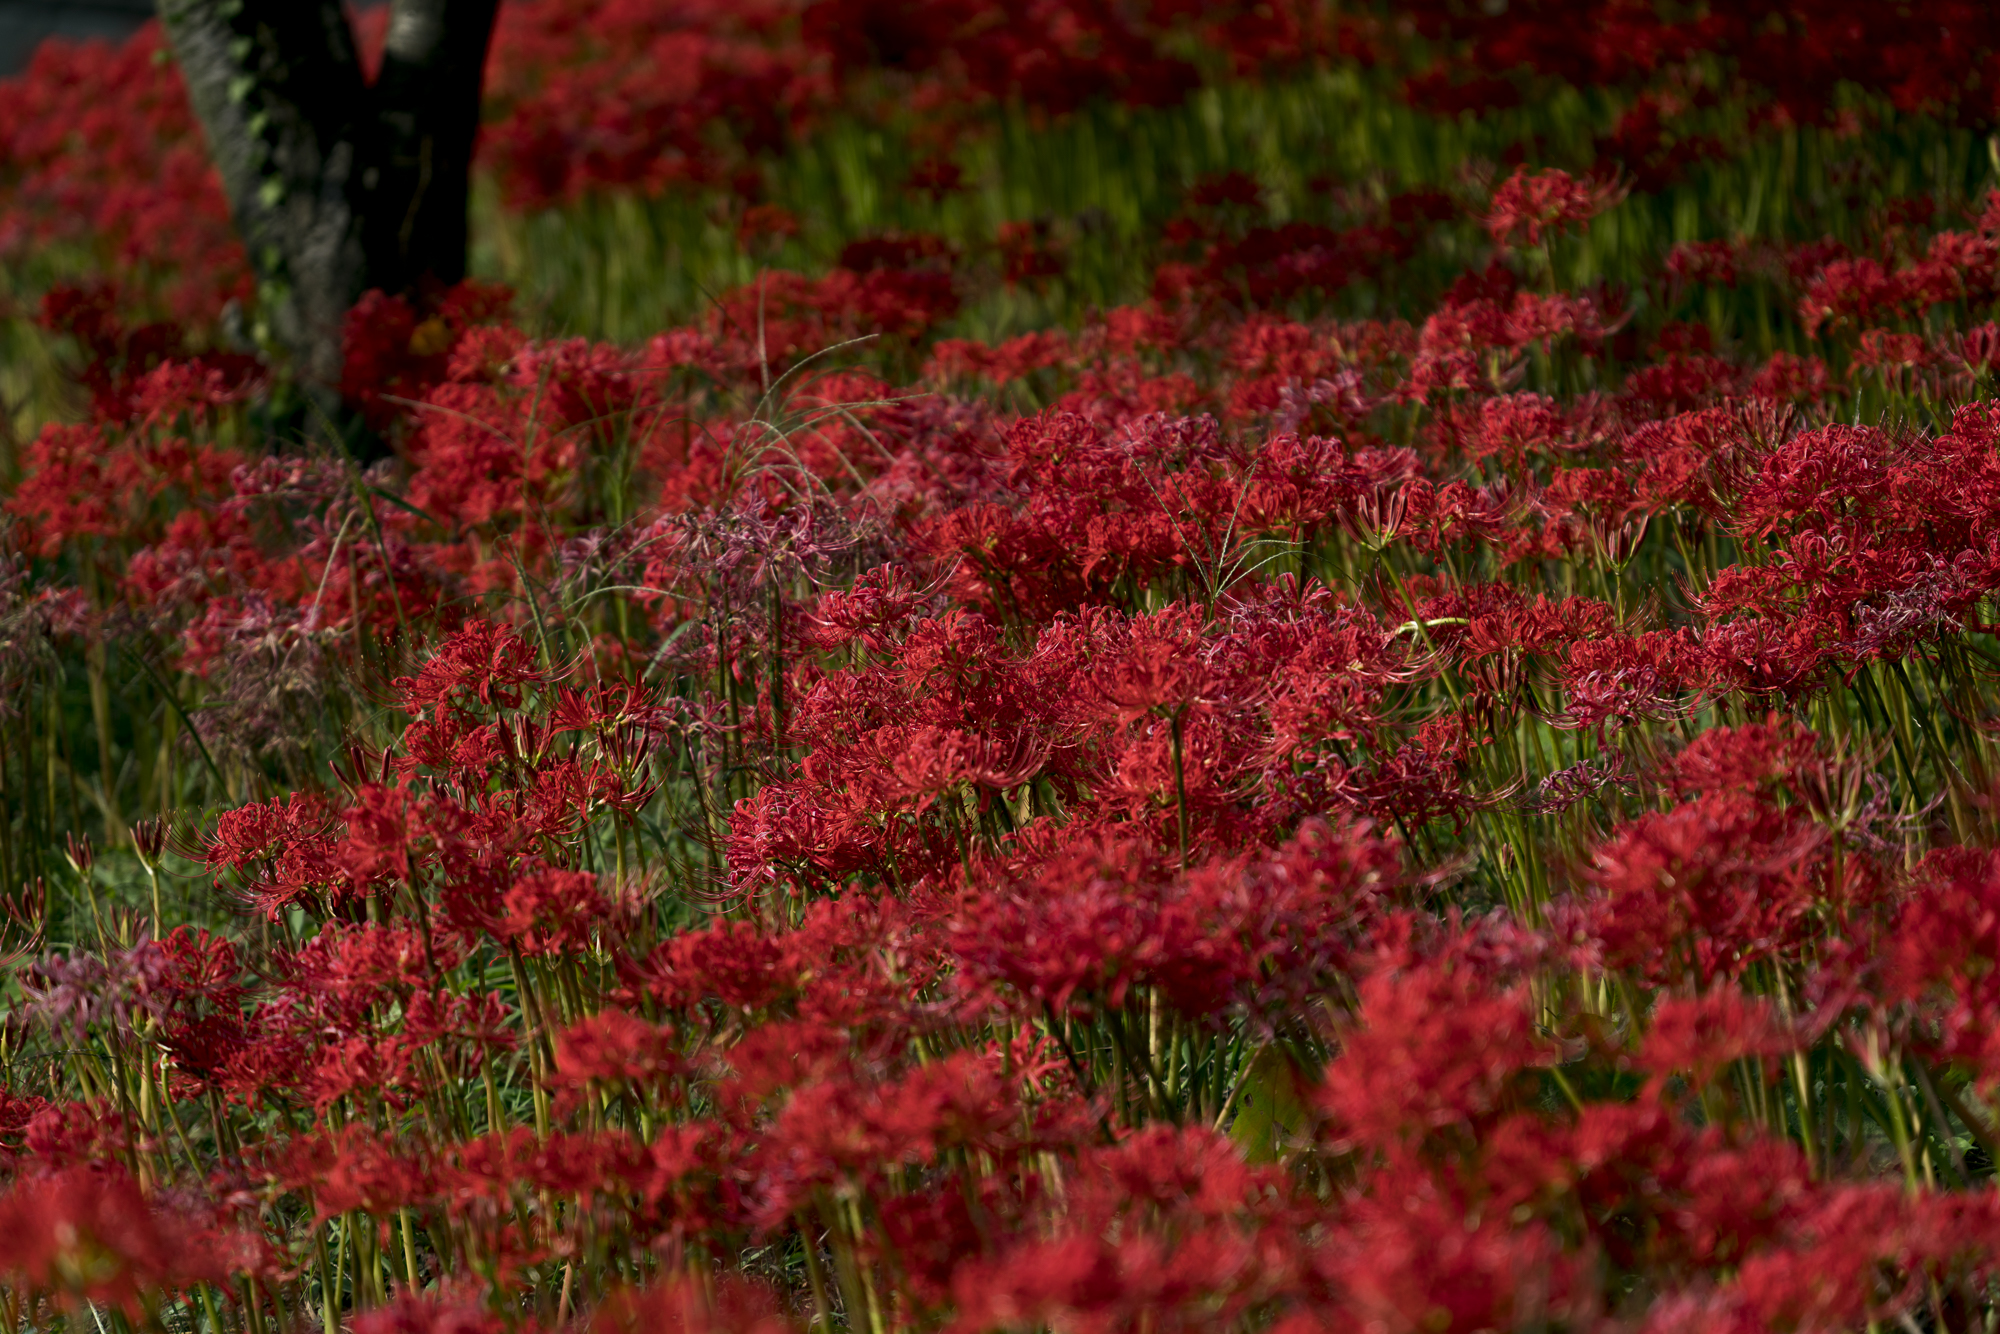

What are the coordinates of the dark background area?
(0, 0, 151, 73)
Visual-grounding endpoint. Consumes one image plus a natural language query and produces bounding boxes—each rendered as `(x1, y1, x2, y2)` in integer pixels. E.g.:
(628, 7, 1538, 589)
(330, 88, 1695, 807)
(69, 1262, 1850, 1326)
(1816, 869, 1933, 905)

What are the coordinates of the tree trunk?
(365, 0, 501, 294)
(155, 0, 499, 391)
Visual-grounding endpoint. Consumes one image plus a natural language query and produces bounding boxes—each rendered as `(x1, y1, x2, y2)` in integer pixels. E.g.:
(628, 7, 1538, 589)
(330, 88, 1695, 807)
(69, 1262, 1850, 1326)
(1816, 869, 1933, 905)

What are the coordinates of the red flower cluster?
(16, 5, 2000, 1331)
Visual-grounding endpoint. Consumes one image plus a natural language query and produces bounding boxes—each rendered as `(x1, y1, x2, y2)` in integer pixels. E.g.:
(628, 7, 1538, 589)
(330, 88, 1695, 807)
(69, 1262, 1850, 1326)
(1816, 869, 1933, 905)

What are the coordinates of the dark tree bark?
(156, 0, 499, 391)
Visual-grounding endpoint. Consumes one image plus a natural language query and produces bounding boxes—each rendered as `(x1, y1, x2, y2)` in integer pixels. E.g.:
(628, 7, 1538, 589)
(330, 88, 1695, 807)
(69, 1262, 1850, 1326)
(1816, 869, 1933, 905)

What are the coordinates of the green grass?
(3, 65, 1994, 451)
(4, 63, 1998, 913)
(479, 67, 1997, 349)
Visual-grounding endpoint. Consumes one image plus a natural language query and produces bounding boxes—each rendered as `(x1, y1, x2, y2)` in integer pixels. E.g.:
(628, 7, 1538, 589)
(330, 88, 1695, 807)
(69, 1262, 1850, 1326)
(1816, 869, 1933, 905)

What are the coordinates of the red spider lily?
(1749, 350, 1831, 403)
(950, 818, 1391, 1025)
(592, 1274, 796, 1334)
(351, 1290, 510, 1334)
(997, 219, 1064, 289)
(906, 157, 965, 200)
(484, 862, 612, 957)
(1620, 354, 1741, 418)
(6, 418, 247, 560)
(281, 920, 451, 1001)
(21, 10, 2000, 1329)
(205, 791, 339, 874)
(1798, 257, 1915, 337)
(882, 725, 1051, 811)
(1714, 1185, 2000, 1333)
(948, 1125, 1295, 1334)
(19, 939, 170, 1043)
(0, 1167, 249, 1317)
(341, 281, 515, 430)
(554, 1007, 684, 1090)
(1431, 391, 1571, 471)
(396, 618, 555, 713)
(1586, 790, 1841, 988)
(22, 1099, 133, 1170)
(1664, 716, 1822, 795)
(1483, 167, 1625, 250)
(1851, 328, 1933, 383)
(1320, 953, 1554, 1155)
(283, 1123, 439, 1221)
(1318, 1179, 1591, 1334)
(753, 1048, 1027, 1225)
(1887, 847, 2000, 1092)
(1091, 606, 1215, 724)
(1665, 239, 1740, 288)
(1639, 985, 1802, 1091)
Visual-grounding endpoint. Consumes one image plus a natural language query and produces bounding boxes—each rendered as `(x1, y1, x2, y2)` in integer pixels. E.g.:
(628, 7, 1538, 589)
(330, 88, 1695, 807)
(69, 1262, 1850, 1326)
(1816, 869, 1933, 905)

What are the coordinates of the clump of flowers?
(12, 5, 2000, 1331)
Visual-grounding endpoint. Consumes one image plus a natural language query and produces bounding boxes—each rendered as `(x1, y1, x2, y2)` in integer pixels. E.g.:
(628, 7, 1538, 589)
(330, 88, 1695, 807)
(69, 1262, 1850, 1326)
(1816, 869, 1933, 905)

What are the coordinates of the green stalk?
(317, 1226, 341, 1334)
(400, 1207, 423, 1292)
(1170, 709, 1189, 871)
(1772, 967, 1818, 1178)
(86, 634, 119, 839)
(510, 947, 554, 1137)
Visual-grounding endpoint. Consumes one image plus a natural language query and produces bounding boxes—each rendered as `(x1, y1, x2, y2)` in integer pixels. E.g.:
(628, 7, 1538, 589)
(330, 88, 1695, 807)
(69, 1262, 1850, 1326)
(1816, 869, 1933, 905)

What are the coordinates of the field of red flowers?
(10, 2, 2000, 1332)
